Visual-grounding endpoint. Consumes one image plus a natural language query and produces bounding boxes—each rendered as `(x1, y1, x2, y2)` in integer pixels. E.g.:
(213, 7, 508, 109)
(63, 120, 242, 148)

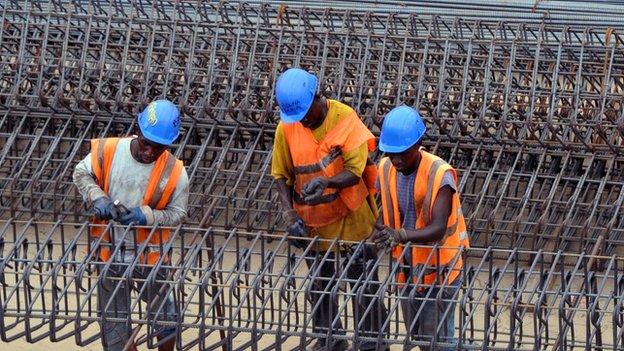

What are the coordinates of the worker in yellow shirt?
(271, 68, 387, 351)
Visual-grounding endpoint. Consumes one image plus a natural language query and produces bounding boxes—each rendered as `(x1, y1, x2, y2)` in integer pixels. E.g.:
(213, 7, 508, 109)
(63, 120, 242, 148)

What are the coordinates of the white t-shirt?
(73, 138, 189, 248)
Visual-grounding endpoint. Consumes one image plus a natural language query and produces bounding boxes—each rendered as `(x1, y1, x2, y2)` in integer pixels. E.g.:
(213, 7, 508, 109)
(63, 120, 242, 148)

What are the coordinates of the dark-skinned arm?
(326, 169, 359, 189)
(301, 170, 360, 200)
(403, 186, 454, 243)
(275, 178, 297, 222)
(275, 178, 294, 209)
(275, 178, 309, 248)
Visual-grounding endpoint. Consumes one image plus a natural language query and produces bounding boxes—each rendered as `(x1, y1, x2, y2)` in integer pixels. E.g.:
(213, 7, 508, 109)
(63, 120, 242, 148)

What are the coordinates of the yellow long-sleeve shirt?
(271, 100, 376, 250)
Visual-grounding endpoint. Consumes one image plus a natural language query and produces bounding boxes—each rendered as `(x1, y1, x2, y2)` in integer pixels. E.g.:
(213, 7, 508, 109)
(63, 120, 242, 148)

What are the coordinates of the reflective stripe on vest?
(282, 100, 376, 227)
(378, 152, 469, 286)
(89, 137, 184, 265)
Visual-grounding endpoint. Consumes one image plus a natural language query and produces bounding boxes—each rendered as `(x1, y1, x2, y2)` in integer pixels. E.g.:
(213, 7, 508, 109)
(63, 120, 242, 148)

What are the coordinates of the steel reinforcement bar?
(1, 2, 623, 253)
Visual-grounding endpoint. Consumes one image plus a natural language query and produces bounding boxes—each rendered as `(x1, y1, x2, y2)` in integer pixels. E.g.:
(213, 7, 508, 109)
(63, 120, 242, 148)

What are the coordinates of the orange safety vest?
(89, 137, 184, 265)
(378, 151, 469, 286)
(282, 100, 377, 227)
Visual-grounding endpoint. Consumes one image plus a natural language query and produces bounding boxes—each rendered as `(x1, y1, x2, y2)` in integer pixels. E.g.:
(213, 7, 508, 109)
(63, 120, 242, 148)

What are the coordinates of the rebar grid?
(0, 111, 281, 230)
(0, 220, 623, 350)
(1, 1, 624, 152)
(1, 2, 623, 254)
(248, 1, 624, 28)
(3, 110, 624, 255)
(1, 1, 624, 349)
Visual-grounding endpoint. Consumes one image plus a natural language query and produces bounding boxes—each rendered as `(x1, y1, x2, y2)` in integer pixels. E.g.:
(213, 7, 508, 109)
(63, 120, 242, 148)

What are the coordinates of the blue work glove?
(118, 207, 147, 225)
(92, 196, 119, 220)
(286, 219, 308, 249)
(301, 177, 329, 203)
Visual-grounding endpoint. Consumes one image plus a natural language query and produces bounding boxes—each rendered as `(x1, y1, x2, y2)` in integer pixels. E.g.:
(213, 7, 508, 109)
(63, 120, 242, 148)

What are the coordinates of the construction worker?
(72, 99, 189, 351)
(271, 68, 387, 351)
(371, 105, 469, 351)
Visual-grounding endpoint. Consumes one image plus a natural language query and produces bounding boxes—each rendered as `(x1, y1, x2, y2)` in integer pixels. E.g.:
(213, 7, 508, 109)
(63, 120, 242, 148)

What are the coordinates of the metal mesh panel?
(1, 1, 624, 349)
(1, 220, 623, 350)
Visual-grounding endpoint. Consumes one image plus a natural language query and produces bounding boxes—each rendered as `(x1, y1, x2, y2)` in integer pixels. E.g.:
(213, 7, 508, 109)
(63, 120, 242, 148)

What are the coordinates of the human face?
(134, 133, 168, 164)
(387, 142, 421, 175)
(300, 97, 325, 129)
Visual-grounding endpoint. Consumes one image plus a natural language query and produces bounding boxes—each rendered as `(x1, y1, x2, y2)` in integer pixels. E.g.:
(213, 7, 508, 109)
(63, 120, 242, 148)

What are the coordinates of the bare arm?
(403, 186, 453, 244)
(301, 144, 366, 198)
(275, 178, 294, 210)
(326, 169, 359, 189)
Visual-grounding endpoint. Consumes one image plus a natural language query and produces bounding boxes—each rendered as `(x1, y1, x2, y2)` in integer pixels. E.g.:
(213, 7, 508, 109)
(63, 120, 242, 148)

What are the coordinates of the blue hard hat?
(137, 99, 180, 145)
(275, 68, 318, 123)
(379, 106, 426, 153)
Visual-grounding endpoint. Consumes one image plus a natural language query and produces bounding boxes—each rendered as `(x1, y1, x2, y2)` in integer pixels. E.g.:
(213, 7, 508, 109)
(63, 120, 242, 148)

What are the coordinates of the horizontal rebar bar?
(2, 111, 623, 256)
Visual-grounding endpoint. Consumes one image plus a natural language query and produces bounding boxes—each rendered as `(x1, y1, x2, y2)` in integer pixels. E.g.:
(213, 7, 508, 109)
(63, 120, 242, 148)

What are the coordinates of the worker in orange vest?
(271, 68, 387, 351)
(73, 99, 189, 351)
(371, 106, 469, 351)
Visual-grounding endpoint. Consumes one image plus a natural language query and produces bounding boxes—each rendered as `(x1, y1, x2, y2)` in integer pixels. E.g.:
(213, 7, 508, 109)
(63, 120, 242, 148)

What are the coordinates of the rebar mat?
(1, 1, 624, 349)
(1, 220, 623, 350)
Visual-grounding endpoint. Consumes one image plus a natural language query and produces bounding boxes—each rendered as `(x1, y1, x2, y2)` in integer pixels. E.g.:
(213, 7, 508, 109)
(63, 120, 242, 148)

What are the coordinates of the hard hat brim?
(378, 141, 411, 154)
(379, 135, 421, 153)
(279, 104, 310, 124)
(139, 124, 179, 146)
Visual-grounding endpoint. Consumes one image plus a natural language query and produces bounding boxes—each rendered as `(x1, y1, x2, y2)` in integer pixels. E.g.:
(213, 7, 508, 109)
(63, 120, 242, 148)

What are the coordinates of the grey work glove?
(301, 177, 329, 203)
(370, 223, 408, 251)
(92, 196, 120, 220)
(286, 218, 309, 249)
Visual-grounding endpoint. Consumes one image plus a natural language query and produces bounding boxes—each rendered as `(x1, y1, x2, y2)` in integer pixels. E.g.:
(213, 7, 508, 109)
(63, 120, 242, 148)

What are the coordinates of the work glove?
(301, 177, 329, 203)
(286, 218, 308, 249)
(344, 243, 373, 265)
(370, 223, 408, 251)
(118, 207, 147, 225)
(92, 196, 120, 220)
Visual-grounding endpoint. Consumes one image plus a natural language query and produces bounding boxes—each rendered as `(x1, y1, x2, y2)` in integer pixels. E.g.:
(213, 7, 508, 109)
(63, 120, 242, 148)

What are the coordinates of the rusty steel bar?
(0, 2, 623, 151)
(2, 113, 624, 255)
(248, 0, 624, 28)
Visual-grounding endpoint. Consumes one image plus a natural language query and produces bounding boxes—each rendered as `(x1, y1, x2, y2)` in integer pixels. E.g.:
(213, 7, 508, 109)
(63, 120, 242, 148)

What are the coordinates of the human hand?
(370, 223, 407, 251)
(118, 207, 147, 225)
(286, 219, 308, 249)
(282, 209, 300, 226)
(92, 196, 119, 220)
(301, 177, 329, 203)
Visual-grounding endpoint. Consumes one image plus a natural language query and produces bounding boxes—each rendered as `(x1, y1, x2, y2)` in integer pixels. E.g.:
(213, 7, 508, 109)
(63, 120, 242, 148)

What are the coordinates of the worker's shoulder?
(171, 153, 185, 164)
(108, 137, 132, 157)
(421, 149, 453, 169)
(274, 122, 288, 138)
(328, 99, 357, 119)
(420, 149, 441, 161)
(170, 155, 189, 186)
(177, 163, 189, 183)
(275, 121, 285, 132)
